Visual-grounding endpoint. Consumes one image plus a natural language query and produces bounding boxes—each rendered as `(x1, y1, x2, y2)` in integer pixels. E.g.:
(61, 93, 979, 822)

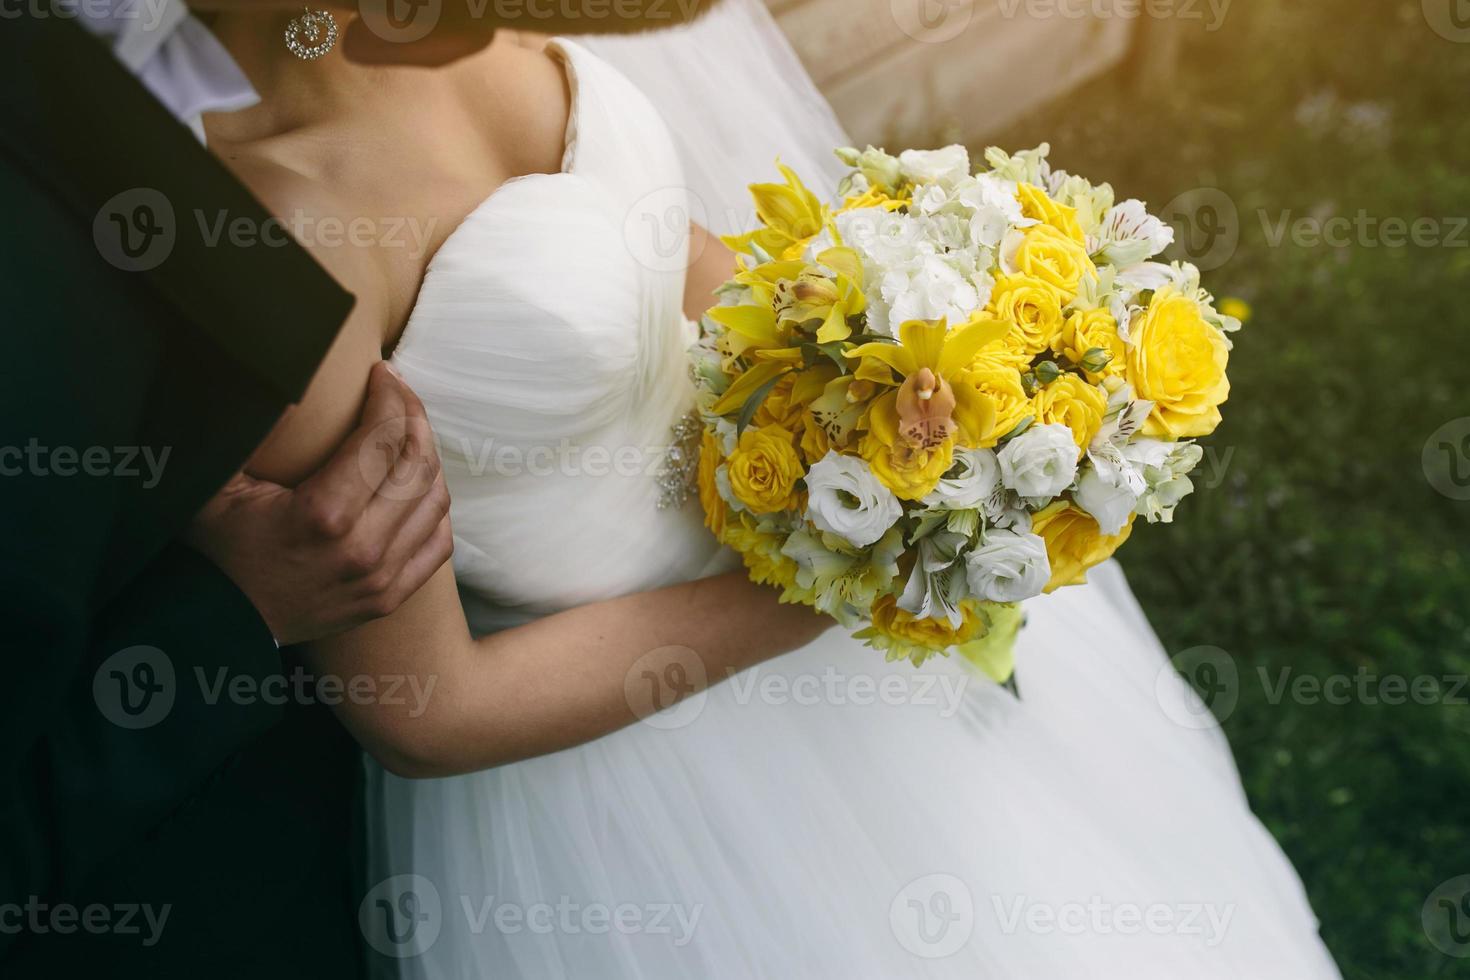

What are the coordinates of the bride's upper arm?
(228, 163, 396, 488)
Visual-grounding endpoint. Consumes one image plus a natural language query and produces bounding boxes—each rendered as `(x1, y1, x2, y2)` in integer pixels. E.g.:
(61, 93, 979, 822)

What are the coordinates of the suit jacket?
(0, 15, 365, 977)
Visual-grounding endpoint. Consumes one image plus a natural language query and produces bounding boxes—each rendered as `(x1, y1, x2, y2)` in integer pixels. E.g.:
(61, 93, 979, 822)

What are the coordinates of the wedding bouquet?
(689, 144, 1240, 679)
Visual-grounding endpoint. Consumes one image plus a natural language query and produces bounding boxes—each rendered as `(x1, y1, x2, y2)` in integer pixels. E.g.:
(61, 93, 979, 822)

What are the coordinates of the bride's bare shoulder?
(215, 154, 394, 486)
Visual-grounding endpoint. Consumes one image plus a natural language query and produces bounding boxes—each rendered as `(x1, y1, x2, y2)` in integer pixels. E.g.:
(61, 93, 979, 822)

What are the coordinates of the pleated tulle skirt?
(365, 561, 1340, 979)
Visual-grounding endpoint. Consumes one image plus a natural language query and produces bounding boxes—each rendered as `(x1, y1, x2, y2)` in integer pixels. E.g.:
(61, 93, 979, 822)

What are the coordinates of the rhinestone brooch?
(656, 411, 703, 511)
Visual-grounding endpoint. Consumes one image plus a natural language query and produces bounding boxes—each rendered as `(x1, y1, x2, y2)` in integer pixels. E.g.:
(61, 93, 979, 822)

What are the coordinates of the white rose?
(998, 424, 1080, 500)
(923, 448, 1002, 510)
(899, 145, 971, 187)
(805, 452, 904, 548)
(965, 530, 1051, 603)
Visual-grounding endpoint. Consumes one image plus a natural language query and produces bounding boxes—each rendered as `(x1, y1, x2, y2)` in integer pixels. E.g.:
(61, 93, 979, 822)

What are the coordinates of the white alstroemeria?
(983, 143, 1053, 187)
(965, 529, 1052, 603)
(1075, 457, 1146, 536)
(782, 526, 904, 627)
(924, 448, 1003, 510)
(997, 424, 1080, 500)
(805, 452, 904, 548)
(1090, 199, 1174, 268)
(899, 145, 971, 187)
(714, 463, 747, 514)
(957, 173, 1033, 249)
(1049, 172, 1115, 236)
(898, 531, 971, 627)
(1130, 439, 1205, 524)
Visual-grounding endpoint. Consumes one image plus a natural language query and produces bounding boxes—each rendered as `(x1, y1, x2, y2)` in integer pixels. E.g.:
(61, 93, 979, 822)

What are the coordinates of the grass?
(984, 1, 1470, 974)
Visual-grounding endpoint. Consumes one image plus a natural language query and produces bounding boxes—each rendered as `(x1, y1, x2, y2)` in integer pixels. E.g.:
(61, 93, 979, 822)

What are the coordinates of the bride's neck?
(204, 13, 413, 145)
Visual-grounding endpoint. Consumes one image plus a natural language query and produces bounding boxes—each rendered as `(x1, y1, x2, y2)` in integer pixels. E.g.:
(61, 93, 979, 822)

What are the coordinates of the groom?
(0, 1, 714, 976)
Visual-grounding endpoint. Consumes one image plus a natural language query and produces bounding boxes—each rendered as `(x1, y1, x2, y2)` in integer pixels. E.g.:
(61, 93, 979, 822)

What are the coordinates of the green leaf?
(735, 371, 788, 436)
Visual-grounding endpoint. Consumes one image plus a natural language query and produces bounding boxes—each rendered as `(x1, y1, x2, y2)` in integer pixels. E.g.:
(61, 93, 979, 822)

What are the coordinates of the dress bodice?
(389, 40, 723, 631)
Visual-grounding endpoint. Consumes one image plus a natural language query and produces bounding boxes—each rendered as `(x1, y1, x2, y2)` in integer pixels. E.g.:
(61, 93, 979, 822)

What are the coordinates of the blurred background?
(767, 0, 1470, 975)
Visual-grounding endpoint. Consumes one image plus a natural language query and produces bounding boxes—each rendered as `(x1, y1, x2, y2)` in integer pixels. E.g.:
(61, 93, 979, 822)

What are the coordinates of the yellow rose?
(1011, 224, 1096, 301)
(697, 430, 728, 539)
(1032, 374, 1107, 452)
(1017, 182, 1086, 244)
(956, 362, 1032, 448)
(1054, 307, 1125, 382)
(1032, 501, 1135, 592)
(727, 424, 803, 514)
(867, 594, 989, 657)
(1127, 289, 1231, 438)
(988, 274, 1065, 357)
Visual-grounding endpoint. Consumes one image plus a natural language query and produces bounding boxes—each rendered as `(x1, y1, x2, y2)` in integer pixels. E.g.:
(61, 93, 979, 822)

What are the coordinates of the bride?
(203, 2, 1342, 976)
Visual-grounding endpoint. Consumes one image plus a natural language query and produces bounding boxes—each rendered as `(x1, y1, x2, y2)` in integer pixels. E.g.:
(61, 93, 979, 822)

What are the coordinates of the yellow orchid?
(846, 317, 1009, 499)
(709, 248, 866, 358)
(722, 162, 829, 261)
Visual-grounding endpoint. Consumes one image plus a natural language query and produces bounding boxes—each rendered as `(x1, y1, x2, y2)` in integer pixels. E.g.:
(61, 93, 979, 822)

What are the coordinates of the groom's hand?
(187, 363, 454, 646)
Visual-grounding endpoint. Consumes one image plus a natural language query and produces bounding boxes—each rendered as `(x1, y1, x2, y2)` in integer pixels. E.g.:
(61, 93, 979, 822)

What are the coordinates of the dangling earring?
(284, 7, 338, 60)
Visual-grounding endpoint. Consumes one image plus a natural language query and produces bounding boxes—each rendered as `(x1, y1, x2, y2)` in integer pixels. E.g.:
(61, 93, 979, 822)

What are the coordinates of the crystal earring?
(284, 8, 338, 60)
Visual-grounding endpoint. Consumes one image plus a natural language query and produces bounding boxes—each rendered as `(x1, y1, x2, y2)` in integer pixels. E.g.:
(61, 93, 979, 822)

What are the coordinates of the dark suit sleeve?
(0, 158, 284, 939)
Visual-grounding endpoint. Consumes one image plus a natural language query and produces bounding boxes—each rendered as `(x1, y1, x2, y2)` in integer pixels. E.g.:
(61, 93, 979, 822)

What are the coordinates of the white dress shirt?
(74, 0, 258, 141)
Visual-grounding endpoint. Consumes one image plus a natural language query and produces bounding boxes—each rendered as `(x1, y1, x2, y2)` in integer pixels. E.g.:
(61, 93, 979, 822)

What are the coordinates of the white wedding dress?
(366, 14, 1342, 980)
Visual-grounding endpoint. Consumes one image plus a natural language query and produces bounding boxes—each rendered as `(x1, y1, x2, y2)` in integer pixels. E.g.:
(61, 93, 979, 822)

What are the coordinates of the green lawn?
(986, 1, 1470, 975)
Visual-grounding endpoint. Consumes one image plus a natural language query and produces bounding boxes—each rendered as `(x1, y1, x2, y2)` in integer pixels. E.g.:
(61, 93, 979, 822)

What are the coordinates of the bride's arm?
(235, 180, 826, 779)
(312, 563, 826, 777)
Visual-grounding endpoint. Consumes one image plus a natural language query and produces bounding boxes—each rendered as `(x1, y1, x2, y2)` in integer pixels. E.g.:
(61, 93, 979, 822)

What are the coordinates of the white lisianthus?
(965, 530, 1052, 603)
(997, 424, 1080, 500)
(899, 145, 971, 186)
(923, 448, 1002, 510)
(805, 452, 904, 548)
